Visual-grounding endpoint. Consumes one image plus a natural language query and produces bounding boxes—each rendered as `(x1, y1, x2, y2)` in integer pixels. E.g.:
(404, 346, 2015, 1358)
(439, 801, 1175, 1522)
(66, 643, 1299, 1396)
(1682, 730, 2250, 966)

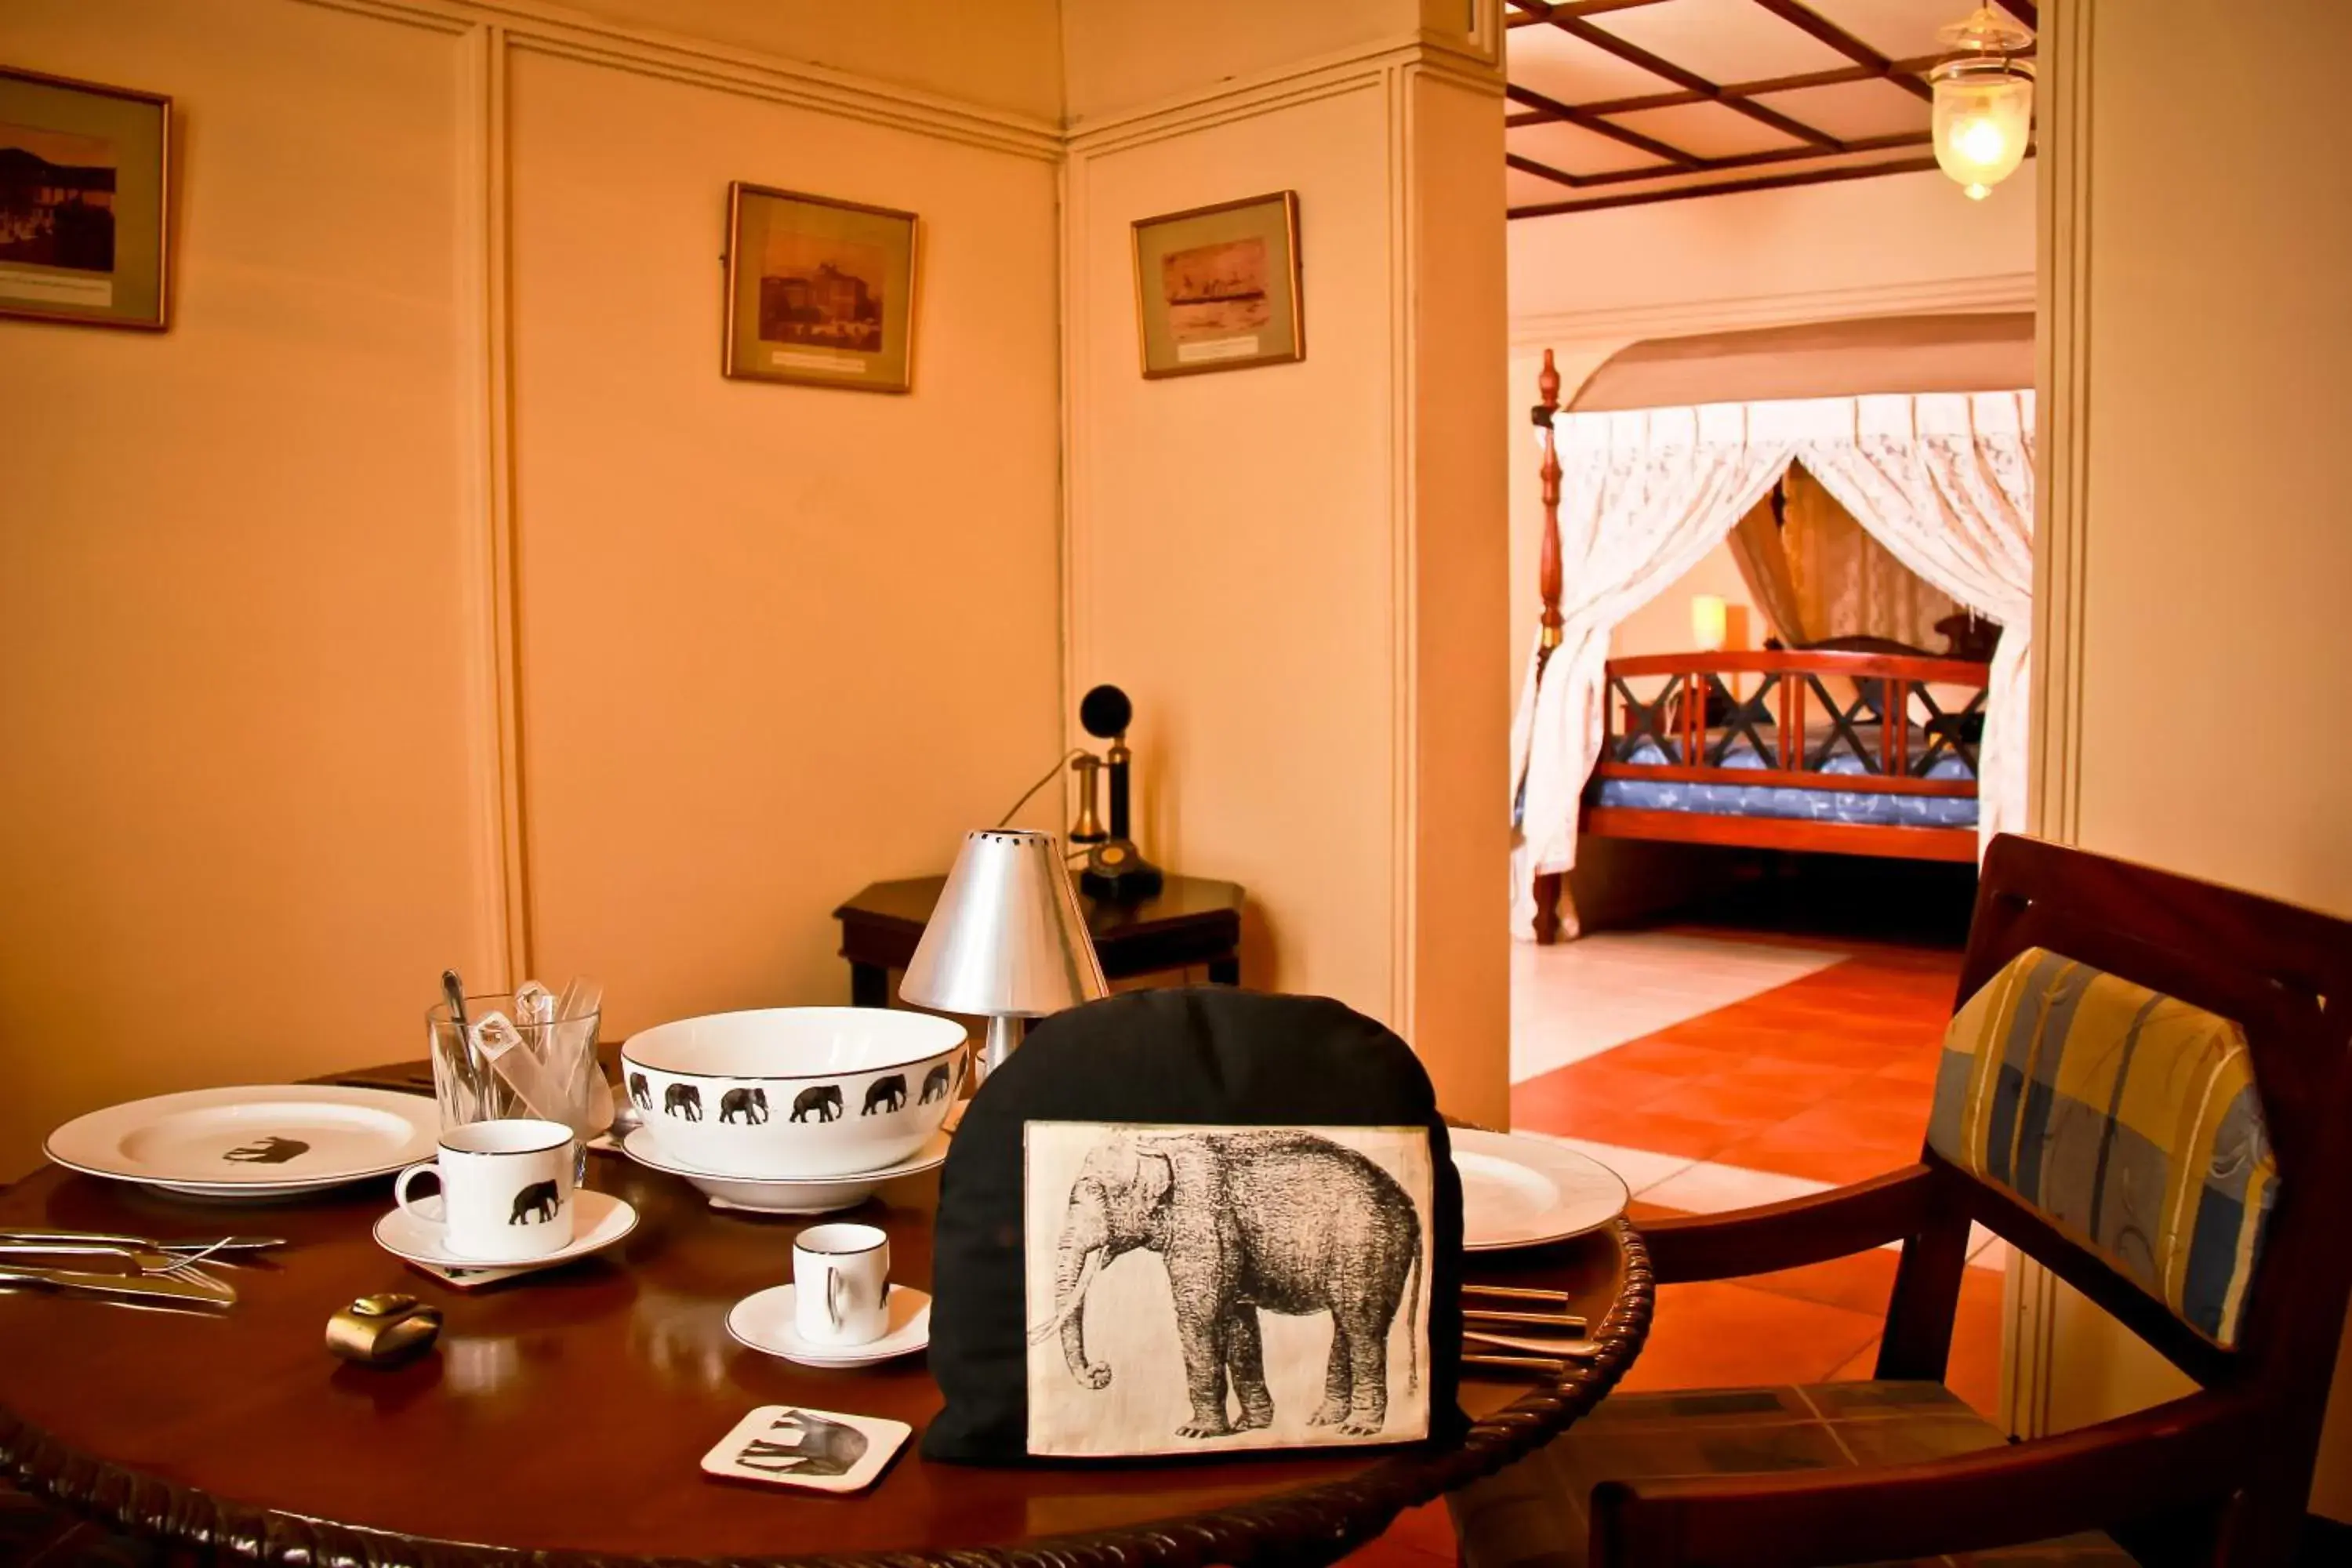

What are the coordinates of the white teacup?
(793, 1222, 891, 1347)
(394, 1118, 577, 1261)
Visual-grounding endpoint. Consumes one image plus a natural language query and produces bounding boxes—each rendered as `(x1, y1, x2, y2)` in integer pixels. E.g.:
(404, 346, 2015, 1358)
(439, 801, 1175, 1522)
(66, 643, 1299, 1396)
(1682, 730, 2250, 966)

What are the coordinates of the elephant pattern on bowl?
(791, 1084, 844, 1123)
(1022, 1123, 1433, 1458)
(663, 1083, 702, 1121)
(719, 1087, 769, 1124)
(861, 1075, 907, 1116)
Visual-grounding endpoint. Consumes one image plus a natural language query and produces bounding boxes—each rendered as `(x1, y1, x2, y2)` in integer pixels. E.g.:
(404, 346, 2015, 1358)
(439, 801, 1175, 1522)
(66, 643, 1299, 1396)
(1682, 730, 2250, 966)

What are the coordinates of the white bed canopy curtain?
(1510, 390, 2035, 939)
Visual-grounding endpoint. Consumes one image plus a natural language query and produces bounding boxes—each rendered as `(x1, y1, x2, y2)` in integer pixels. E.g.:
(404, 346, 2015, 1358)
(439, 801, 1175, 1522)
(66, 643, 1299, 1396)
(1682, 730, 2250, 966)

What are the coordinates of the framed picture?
(723, 182, 916, 394)
(1131, 191, 1302, 379)
(0, 66, 171, 331)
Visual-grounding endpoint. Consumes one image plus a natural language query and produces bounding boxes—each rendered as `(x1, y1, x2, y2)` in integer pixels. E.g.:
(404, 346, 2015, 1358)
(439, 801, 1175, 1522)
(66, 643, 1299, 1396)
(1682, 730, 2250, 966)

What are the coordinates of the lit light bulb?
(1955, 118, 2008, 167)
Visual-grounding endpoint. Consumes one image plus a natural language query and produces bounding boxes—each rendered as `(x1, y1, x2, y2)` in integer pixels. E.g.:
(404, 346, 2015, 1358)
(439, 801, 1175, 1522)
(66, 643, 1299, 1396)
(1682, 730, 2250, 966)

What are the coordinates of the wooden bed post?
(1530, 350, 1568, 945)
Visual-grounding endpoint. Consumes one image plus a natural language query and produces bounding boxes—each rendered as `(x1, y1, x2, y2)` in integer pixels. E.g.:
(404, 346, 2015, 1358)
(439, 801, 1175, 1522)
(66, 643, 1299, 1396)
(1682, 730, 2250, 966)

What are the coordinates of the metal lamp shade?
(900, 830, 1107, 1077)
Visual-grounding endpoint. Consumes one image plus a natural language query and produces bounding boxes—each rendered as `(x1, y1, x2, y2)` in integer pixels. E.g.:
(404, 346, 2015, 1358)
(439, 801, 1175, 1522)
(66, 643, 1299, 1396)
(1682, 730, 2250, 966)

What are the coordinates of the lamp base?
(975, 1014, 1025, 1087)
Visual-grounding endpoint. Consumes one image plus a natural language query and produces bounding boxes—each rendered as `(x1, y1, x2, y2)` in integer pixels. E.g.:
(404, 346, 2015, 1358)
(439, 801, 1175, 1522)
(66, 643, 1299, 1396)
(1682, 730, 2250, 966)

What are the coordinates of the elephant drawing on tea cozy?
(1029, 1130, 1424, 1439)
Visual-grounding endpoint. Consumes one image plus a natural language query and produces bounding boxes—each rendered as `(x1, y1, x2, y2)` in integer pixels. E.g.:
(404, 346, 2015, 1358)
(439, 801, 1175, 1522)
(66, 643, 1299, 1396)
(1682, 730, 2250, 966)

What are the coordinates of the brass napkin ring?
(326, 1292, 442, 1365)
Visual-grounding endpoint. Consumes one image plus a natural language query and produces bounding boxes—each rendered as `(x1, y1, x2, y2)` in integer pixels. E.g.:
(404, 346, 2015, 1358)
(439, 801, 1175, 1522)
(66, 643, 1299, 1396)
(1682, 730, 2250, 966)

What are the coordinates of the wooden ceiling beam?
(1566, 130, 1932, 190)
(1504, 53, 1954, 125)
(1510, 152, 1949, 217)
(1505, 0, 1679, 23)
(1747, 0, 1935, 102)
(1553, 15, 1844, 150)
(1505, 82, 1706, 168)
(1507, 151, 1594, 191)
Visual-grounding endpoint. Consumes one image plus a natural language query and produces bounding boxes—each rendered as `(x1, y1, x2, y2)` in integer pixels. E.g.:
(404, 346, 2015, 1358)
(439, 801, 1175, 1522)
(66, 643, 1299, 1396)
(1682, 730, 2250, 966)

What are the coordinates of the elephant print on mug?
(1022, 1123, 1432, 1457)
(510, 1179, 562, 1225)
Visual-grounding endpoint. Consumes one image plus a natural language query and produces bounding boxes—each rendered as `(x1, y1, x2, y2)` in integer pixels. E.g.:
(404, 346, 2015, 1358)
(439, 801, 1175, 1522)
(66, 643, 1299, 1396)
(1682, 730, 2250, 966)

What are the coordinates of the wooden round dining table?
(0, 1071, 1652, 1568)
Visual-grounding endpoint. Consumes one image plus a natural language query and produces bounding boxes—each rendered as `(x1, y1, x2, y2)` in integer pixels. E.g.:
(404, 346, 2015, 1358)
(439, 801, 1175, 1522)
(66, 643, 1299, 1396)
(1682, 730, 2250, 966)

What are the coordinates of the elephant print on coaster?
(700, 1405, 909, 1494)
(1022, 1123, 1433, 1458)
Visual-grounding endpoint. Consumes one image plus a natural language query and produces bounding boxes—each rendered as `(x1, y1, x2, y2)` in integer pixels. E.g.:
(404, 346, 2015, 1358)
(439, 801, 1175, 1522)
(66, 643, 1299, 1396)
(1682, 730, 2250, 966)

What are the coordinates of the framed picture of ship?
(1131, 191, 1301, 379)
(0, 66, 171, 331)
(724, 182, 916, 393)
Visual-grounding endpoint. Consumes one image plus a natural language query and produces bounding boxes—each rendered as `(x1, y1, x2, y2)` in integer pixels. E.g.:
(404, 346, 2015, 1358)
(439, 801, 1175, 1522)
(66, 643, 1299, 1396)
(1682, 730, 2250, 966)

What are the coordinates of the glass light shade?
(1931, 57, 2034, 200)
(1690, 594, 1729, 652)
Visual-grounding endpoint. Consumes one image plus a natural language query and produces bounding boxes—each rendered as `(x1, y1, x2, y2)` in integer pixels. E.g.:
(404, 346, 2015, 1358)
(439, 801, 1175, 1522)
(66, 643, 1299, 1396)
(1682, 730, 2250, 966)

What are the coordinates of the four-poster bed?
(1511, 315, 2035, 944)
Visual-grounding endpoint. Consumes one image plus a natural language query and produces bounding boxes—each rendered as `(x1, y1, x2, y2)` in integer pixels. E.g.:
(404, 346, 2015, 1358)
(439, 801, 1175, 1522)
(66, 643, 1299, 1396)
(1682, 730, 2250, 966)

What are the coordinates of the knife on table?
(0, 1227, 285, 1256)
(0, 1264, 234, 1308)
(0, 1240, 180, 1272)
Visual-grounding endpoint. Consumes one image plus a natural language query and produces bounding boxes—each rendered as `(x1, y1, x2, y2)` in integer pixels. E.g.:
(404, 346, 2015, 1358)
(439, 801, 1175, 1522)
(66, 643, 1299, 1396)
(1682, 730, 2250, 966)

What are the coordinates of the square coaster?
(401, 1257, 539, 1290)
(701, 1405, 910, 1494)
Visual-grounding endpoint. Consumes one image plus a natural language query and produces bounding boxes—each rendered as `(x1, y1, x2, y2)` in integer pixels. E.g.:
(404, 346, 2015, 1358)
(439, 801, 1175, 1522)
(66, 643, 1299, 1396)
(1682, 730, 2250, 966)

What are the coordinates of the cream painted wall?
(0, 0, 496, 1177)
(1062, 7, 1512, 1122)
(547, 0, 1065, 122)
(505, 49, 1062, 1036)
(1061, 0, 1423, 123)
(2035, 0, 2352, 1522)
(0, 0, 1064, 1176)
(1610, 545, 1758, 659)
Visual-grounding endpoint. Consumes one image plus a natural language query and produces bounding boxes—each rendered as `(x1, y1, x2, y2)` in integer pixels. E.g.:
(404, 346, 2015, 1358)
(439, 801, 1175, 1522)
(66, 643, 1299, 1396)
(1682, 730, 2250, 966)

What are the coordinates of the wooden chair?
(1454, 835, 2352, 1568)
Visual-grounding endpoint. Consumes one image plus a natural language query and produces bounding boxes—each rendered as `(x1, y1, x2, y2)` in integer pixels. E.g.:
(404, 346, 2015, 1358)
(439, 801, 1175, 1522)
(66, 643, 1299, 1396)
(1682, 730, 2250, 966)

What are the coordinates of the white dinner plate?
(620, 1127, 949, 1214)
(728, 1283, 931, 1368)
(1452, 1129, 1629, 1251)
(46, 1084, 440, 1200)
(374, 1189, 638, 1281)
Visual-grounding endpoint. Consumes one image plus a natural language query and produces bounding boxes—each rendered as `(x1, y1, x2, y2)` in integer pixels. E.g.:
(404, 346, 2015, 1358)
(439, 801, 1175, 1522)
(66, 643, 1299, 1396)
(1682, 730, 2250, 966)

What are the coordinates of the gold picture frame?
(723, 182, 917, 394)
(1131, 191, 1302, 379)
(0, 64, 172, 331)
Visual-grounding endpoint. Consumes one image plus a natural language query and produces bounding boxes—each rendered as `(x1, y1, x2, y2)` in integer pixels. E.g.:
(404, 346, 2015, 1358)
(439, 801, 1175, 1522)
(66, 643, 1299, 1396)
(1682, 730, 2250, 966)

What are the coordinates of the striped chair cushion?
(1928, 947, 2275, 1346)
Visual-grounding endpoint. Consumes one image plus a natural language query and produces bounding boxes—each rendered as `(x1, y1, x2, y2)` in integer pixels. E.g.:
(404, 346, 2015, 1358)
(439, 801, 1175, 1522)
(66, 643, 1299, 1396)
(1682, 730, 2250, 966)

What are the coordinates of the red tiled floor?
(1623, 1277, 1886, 1391)
(1511, 944, 1963, 1183)
(1704, 1129, 1922, 1187)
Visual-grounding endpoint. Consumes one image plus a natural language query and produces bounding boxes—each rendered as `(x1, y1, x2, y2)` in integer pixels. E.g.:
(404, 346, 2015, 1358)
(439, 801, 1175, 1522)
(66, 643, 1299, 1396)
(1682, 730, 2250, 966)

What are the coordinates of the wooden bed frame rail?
(1584, 646, 1987, 860)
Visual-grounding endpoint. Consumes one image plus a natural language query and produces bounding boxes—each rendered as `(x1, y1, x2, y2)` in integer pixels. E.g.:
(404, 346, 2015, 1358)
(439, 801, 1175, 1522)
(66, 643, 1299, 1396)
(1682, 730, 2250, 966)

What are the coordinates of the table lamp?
(898, 829, 1109, 1084)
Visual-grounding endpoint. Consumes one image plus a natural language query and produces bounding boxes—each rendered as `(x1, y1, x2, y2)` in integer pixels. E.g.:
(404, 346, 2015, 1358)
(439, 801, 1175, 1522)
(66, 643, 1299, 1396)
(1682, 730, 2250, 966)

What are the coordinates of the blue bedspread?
(1589, 733, 1979, 829)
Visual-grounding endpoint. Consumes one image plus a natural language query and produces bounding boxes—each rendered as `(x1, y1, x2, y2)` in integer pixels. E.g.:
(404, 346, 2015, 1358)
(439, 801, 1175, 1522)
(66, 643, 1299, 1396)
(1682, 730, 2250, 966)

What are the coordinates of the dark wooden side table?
(835, 874, 1246, 1006)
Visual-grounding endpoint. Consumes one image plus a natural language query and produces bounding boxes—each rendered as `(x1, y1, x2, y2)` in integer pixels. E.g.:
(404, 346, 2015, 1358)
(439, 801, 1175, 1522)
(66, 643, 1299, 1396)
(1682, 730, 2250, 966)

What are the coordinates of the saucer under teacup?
(374, 1189, 637, 1279)
(727, 1283, 930, 1368)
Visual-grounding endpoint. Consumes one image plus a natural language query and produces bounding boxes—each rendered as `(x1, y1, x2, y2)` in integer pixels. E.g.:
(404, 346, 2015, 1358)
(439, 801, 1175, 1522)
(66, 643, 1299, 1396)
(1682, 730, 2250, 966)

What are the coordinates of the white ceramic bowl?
(619, 1008, 967, 1178)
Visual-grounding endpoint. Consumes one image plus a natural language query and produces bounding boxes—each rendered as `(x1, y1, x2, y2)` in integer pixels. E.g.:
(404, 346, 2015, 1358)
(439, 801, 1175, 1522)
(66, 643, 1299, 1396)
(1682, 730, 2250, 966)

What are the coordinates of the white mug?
(793, 1222, 891, 1347)
(395, 1118, 576, 1261)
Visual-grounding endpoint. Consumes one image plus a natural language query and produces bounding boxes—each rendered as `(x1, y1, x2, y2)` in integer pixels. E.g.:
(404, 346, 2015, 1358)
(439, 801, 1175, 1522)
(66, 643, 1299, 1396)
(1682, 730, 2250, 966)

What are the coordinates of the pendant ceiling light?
(1929, 5, 2035, 201)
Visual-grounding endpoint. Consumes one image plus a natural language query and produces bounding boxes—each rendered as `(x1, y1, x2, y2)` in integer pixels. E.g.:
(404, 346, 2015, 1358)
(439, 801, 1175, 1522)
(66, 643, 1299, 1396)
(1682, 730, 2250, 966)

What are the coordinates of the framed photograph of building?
(0, 66, 172, 331)
(723, 182, 916, 393)
(1131, 191, 1301, 379)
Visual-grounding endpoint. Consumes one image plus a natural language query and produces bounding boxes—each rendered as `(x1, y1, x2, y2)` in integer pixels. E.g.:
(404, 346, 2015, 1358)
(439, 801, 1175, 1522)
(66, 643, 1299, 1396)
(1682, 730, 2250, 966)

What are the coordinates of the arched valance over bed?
(1511, 314, 2036, 941)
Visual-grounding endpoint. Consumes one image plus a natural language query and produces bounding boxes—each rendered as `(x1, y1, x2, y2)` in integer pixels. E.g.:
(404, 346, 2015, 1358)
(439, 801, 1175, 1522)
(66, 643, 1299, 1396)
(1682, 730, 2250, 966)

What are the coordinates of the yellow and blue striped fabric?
(1928, 947, 2275, 1347)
